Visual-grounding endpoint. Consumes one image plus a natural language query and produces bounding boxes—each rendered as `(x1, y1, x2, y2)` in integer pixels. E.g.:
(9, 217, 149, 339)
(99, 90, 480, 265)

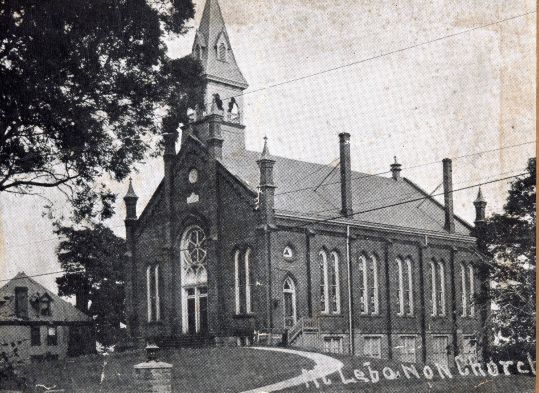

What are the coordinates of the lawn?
(20, 347, 315, 393)
(280, 353, 536, 393)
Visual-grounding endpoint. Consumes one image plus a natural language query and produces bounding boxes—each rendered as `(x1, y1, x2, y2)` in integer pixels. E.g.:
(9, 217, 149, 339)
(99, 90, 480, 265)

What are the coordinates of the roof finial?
(260, 136, 271, 159)
(124, 177, 138, 199)
(474, 186, 486, 203)
(394, 155, 398, 164)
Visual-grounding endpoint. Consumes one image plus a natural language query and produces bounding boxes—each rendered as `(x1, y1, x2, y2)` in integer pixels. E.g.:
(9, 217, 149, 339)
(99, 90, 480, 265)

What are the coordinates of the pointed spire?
(260, 136, 272, 160)
(193, 0, 248, 89)
(124, 178, 138, 200)
(474, 187, 486, 204)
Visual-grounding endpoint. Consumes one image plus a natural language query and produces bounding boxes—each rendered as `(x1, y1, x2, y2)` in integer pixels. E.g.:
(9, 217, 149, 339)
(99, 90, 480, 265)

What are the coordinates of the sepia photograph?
(0, 0, 536, 392)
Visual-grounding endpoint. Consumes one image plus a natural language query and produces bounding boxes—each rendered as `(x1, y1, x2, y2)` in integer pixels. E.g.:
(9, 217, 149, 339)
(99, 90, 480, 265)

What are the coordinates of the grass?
(20, 347, 315, 393)
(280, 352, 536, 393)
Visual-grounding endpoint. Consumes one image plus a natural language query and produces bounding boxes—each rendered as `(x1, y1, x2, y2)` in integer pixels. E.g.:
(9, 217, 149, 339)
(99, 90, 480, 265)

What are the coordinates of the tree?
(55, 223, 126, 348)
(480, 157, 536, 358)
(1, 0, 204, 221)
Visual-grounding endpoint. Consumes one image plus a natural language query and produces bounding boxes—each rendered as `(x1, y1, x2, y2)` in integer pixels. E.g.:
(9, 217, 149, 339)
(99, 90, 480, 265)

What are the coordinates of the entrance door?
(283, 277, 297, 328)
(432, 336, 449, 366)
(185, 286, 208, 335)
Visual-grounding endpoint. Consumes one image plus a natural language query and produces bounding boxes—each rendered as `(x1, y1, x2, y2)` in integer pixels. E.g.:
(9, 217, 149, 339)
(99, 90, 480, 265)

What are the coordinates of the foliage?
(480, 157, 536, 358)
(0, 341, 29, 390)
(0, 0, 204, 221)
(55, 223, 126, 348)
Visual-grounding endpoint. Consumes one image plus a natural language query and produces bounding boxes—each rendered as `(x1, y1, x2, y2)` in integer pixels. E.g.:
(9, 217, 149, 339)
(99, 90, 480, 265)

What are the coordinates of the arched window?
(234, 248, 252, 314)
(228, 98, 240, 122)
(430, 261, 437, 316)
(283, 277, 297, 328)
(218, 42, 227, 61)
(396, 257, 404, 316)
(245, 248, 252, 314)
(329, 252, 341, 314)
(358, 254, 368, 314)
(180, 225, 208, 334)
(146, 265, 160, 322)
(319, 250, 329, 313)
(460, 263, 467, 317)
(438, 261, 446, 316)
(370, 254, 379, 314)
(405, 257, 414, 315)
(468, 265, 475, 317)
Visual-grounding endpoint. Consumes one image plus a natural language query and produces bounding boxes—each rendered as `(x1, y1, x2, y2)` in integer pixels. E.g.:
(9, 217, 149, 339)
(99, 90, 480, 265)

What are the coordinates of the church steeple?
(193, 0, 248, 90)
(186, 0, 249, 158)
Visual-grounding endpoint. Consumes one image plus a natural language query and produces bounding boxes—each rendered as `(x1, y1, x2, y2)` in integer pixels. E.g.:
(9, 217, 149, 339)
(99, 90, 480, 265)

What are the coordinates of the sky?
(0, 0, 536, 292)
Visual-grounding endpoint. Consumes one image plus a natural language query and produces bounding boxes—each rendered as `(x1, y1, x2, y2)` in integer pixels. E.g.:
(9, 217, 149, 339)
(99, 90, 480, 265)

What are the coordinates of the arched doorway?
(181, 225, 208, 335)
(283, 277, 297, 328)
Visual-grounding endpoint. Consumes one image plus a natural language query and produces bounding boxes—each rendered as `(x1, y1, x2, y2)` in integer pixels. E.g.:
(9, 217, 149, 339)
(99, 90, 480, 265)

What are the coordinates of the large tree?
(479, 157, 536, 358)
(0, 0, 204, 220)
(55, 223, 126, 348)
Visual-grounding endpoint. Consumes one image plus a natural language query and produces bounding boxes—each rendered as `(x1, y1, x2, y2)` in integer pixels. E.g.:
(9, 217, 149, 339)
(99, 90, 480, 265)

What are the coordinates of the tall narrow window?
(329, 252, 341, 314)
(405, 257, 414, 316)
(461, 263, 467, 317)
(234, 248, 252, 314)
(146, 265, 160, 322)
(396, 258, 404, 316)
(245, 248, 252, 314)
(438, 262, 446, 316)
(468, 265, 475, 317)
(234, 250, 241, 314)
(430, 261, 437, 316)
(319, 250, 329, 313)
(358, 254, 368, 314)
(370, 254, 379, 314)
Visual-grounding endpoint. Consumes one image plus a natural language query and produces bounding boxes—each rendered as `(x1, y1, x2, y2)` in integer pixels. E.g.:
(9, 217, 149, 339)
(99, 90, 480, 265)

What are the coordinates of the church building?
(124, 0, 488, 365)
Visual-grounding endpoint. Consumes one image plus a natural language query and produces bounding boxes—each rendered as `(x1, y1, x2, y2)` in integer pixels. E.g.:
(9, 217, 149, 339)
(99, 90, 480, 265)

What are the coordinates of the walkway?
(240, 347, 343, 393)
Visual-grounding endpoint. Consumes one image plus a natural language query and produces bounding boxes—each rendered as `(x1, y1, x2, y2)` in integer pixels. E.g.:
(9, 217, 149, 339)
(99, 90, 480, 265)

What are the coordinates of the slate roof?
(0, 272, 91, 323)
(222, 150, 473, 236)
(194, 0, 249, 88)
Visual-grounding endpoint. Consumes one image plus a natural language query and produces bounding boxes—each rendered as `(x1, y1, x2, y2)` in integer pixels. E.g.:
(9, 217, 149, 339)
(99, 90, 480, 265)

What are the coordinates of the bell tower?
(185, 0, 249, 158)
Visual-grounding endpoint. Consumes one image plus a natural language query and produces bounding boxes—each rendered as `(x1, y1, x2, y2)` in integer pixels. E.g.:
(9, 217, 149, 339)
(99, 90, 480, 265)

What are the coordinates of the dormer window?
(218, 42, 227, 61)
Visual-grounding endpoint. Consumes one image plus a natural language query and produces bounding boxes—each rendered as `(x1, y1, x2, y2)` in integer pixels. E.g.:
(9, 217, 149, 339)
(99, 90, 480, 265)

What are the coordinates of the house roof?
(0, 272, 91, 323)
(193, 0, 249, 88)
(222, 150, 473, 236)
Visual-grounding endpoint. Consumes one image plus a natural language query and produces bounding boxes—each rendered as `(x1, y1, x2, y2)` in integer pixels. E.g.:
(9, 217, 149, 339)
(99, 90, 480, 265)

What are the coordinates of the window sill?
(147, 321, 164, 326)
(233, 313, 256, 319)
(359, 313, 383, 318)
(396, 314, 416, 319)
(318, 313, 345, 318)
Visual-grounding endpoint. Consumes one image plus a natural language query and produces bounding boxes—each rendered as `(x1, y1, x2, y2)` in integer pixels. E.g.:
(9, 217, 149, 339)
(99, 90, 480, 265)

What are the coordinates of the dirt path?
(241, 347, 343, 393)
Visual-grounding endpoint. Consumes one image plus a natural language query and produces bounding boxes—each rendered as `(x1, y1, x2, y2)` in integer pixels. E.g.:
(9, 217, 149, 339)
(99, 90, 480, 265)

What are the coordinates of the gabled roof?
(222, 150, 473, 236)
(0, 272, 91, 323)
(193, 0, 248, 88)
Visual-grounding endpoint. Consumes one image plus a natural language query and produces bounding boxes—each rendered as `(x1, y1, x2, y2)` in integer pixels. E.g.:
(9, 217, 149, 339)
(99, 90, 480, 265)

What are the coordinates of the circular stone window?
(188, 168, 199, 184)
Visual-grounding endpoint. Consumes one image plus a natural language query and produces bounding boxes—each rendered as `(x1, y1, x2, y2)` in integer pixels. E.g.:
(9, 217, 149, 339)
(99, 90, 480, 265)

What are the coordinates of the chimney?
(339, 133, 353, 217)
(390, 156, 402, 180)
(473, 187, 487, 225)
(442, 158, 455, 233)
(257, 137, 276, 227)
(207, 113, 224, 160)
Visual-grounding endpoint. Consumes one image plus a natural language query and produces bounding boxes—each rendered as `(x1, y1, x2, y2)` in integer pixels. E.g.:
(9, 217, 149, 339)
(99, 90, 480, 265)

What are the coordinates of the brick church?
(124, 0, 488, 365)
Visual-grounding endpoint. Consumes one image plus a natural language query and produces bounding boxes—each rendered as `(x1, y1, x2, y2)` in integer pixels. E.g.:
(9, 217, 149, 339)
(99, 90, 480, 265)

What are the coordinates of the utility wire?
(1, 142, 533, 251)
(211, 10, 536, 104)
(1, 171, 527, 283)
